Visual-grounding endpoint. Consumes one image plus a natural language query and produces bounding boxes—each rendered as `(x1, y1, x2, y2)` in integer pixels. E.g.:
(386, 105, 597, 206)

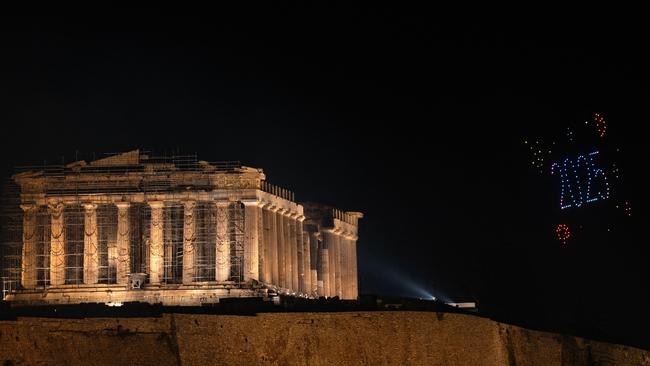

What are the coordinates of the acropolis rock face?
(1, 311, 648, 366)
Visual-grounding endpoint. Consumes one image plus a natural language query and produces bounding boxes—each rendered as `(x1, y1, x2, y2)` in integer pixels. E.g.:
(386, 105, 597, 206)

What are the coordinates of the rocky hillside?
(1, 311, 648, 365)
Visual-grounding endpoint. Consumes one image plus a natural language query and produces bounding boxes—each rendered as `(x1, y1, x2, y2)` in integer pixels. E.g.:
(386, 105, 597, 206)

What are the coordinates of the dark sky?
(2, 10, 649, 349)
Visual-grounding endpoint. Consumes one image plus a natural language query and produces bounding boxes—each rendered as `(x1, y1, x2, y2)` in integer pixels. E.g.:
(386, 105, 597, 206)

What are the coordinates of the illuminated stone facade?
(3, 150, 362, 305)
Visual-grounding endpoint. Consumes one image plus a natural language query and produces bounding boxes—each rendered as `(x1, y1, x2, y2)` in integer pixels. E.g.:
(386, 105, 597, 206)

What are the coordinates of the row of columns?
(116, 200, 235, 286)
(21, 202, 135, 288)
(20, 199, 358, 300)
(257, 202, 308, 294)
(20, 200, 232, 288)
(316, 228, 358, 299)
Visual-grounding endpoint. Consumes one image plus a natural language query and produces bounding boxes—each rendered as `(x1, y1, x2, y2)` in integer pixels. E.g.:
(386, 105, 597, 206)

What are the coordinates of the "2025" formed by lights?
(551, 151, 610, 210)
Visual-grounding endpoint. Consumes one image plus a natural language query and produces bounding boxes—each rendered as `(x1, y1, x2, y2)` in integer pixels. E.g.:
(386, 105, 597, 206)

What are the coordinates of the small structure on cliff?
(0, 150, 362, 306)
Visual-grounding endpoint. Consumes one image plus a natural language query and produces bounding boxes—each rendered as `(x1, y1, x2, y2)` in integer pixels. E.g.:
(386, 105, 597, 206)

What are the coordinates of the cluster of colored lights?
(566, 127, 574, 142)
(624, 201, 632, 217)
(524, 139, 552, 173)
(615, 201, 633, 217)
(612, 163, 620, 179)
(552, 151, 610, 209)
(524, 112, 632, 242)
(593, 112, 607, 138)
(556, 224, 570, 245)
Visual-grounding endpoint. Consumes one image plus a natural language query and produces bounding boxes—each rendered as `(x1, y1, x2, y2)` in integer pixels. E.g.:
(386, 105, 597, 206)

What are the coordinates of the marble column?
(242, 200, 260, 282)
(339, 234, 348, 299)
(283, 211, 292, 290)
(268, 206, 279, 286)
(257, 202, 265, 283)
(83, 203, 99, 285)
(333, 229, 342, 298)
(215, 201, 230, 282)
(289, 213, 299, 291)
(115, 202, 130, 285)
(20, 204, 37, 289)
(309, 231, 319, 295)
(276, 208, 286, 288)
(297, 216, 308, 294)
(148, 201, 164, 284)
(182, 200, 197, 284)
(162, 208, 172, 281)
(323, 229, 337, 297)
(261, 203, 272, 283)
(343, 233, 355, 300)
(49, 202, 65, 286)
(319, 246, 330, 297)
(350, 236, 359, 299)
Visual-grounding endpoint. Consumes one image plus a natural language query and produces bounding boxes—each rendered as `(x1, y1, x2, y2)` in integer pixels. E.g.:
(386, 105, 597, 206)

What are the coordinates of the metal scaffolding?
(128, 203, 150, 276)
(162, 202, 183, 284)
(97, 204, 118, 284)
(1, 180, 22, 298)
(34, 207, 51, 287)
(194, 202, 216, 282)
(63, 205, 84, 284)
(0, 150, 293, 297)
(227, 202, 245, 282)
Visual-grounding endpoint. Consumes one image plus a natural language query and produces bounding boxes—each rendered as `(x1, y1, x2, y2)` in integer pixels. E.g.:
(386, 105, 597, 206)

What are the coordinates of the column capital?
(82, 203, 98, 211)
(148, 201, 165, 209)
(348, 211, 364, 219)
(241, 199, 260, 207)
(47, 202, 65, 216)
(339, 230, 352, 239)
(258, 201, 271, 208)
(214, 200, 230, 207)
(20, 203, 37, 212)
(115, 202, 131, 210)
(296, 215, 305, 222)
(289, 212, 299, 219)
(182, 200, 197, 210)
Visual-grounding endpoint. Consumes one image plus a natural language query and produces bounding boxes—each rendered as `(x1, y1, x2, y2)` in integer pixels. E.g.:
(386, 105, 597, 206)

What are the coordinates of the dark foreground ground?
(1, 297, 649, 365)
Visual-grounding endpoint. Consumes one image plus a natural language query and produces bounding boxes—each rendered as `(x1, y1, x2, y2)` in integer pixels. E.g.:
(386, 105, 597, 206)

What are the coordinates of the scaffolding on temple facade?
(0, 150, 361, 305)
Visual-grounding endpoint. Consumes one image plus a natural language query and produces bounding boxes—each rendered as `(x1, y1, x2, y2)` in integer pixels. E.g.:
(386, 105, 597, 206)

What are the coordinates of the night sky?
(2, 10, 649, 349)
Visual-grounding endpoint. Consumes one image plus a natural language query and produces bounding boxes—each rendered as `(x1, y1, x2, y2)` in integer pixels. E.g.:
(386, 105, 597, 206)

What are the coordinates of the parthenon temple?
(0, 150, 362, 305)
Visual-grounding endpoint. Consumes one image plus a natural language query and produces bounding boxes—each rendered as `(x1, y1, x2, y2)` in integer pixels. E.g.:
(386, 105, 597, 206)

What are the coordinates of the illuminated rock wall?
(1, 312, 648, 366)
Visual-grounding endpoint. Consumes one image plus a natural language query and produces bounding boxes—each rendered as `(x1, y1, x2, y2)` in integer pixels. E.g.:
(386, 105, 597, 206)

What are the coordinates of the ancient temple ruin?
(0, 150, 362, 305)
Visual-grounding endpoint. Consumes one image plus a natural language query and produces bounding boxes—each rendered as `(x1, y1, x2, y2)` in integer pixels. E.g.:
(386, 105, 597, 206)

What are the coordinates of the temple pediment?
(89, 150, 140, 166)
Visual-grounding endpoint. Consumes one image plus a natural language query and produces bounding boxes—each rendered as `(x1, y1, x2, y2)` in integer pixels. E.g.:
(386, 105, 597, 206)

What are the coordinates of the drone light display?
(555, 224, 570, 245)
(593, 112, 607, 138)
(551, 151, 610, 209)
(524, 112, 629, 246)
(524, 139, 552, 174)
